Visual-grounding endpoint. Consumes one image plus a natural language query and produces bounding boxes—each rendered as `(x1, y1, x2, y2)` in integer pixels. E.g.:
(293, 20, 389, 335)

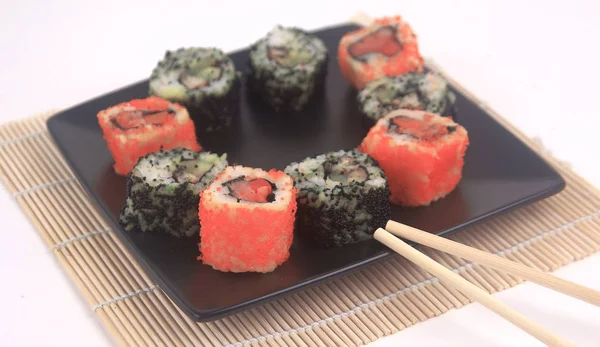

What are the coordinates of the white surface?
(1, 1, 599, 346)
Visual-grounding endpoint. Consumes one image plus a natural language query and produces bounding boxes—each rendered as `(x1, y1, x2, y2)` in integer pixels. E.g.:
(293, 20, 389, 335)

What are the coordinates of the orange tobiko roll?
(338, 15, 424, 90)
(358, 109, 469, 206)
(97, 97, 201, 175)
(198, 166, 297, 273)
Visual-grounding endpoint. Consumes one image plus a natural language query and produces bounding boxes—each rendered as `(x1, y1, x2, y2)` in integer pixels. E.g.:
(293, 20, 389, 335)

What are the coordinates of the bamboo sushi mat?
(3, 72, 600, 347)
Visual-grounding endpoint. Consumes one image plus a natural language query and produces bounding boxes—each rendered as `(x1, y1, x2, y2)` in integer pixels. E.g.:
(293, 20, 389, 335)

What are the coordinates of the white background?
(1, 1, 600, 346)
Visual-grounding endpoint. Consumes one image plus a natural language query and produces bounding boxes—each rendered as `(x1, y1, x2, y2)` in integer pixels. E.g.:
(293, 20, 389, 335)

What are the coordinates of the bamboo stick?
(386, 220, 600, 307)
(375, 228, 575, 347)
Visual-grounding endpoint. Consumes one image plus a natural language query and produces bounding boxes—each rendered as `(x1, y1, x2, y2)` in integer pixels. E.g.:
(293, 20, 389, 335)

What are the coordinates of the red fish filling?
(112, 109, 175, 130)
(225, 177, 275, 203)
(348, 26, 403, 60)
(388, 116, 456, 141)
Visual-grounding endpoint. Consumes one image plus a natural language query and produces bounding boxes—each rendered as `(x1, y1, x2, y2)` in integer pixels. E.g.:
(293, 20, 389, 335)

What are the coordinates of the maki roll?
(97, 97, 201, 176)
(199, 166, 297, 273)
(284, 149, 390, 247)
(358, 72, 456, 122)
(248, 25, 328, 112)
(149, 47, 241, 132)
(120, 148, 228, 237)
(358, 109, 469, 207)
(338, 15, 424, 90)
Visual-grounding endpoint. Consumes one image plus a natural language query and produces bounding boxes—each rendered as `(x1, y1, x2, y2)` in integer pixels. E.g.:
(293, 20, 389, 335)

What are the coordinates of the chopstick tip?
(374, 228, 387, 239)
(385, 220, 400, 229)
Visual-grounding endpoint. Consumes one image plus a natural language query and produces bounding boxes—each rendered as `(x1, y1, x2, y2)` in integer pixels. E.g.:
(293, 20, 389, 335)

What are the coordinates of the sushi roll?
(358, 109, 469, 206)
(199, 166, 297, 272)
(284, 149, 390, 247)
(120, 148, 228, 237)
(248, 25, 328, 112)
(149, 47, 241, 132)
(338, 15, 424, 90)
(97, 97, 201, 176)
(358, 72, 456, 122)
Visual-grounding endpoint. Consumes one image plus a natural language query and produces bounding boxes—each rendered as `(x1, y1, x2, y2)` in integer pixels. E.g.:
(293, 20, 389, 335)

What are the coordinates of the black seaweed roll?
(149, 48, 241, 132)
(358, 72, 456, 122)
(284, 149, 390, 247)
(248, 25, 328, 112)
(120, 148, 228, 237)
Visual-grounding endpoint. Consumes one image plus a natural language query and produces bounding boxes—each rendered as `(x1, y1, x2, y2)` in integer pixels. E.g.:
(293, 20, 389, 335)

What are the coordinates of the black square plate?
(47, 24, 565, 321)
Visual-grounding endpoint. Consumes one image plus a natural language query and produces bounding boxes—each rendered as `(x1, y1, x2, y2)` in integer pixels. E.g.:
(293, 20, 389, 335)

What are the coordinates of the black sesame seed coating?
(296, 186, 390, 247)
(186, 75, 241, 132)
(285, 149, 391, 247)
(247, 55, 328, 112)
(247, 26, 328, 112)
(149, 47, 242, 132)
(357, 72, 456, 123)
(119, 175, 202, 238)
(119, 148, 227, 237)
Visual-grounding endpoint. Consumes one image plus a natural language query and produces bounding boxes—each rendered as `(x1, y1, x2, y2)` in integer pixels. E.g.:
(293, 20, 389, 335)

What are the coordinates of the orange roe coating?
(198, 168, 297, 273)
(358, 111, 468, 206)
(338, 15, 424, 90)
(96, 97, 201, 175)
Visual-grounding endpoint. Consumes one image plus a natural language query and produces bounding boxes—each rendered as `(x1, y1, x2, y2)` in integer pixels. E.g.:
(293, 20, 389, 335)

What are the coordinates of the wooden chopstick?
(374, 228, 575, 347)
(386, 220, 600, 307)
